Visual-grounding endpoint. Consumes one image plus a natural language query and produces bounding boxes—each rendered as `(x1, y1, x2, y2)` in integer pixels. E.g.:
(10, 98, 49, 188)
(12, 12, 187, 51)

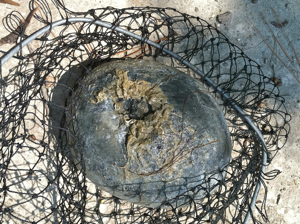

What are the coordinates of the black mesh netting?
(0, 1, 291, 223)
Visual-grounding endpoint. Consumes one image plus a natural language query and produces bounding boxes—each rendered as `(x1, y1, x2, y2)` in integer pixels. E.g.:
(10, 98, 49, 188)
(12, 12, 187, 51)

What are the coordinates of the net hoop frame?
(0, 17, 268, 224)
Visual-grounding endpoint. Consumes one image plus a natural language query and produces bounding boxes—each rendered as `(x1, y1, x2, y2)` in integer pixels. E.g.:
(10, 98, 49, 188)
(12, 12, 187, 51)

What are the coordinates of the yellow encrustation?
(90, 68, 196, 176)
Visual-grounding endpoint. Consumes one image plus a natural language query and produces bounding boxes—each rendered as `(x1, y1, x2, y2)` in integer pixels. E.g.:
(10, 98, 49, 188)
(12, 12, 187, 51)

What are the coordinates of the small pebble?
(257, 101, 265, 108)
(216, 11, 232, 25)
(251, 0, 258, 4)
(272, 77, 282, 86)
(28, 134, 36, 141)
(194, 7, 199, 12)
(44, 75, 55, 88)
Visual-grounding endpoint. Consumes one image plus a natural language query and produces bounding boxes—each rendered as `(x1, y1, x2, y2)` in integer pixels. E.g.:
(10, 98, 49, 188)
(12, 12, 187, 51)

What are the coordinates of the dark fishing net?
(0, 1, 291, 223)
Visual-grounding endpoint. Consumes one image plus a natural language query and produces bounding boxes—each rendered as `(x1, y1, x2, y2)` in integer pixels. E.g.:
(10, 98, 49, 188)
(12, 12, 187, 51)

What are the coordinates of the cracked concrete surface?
(0, 0, 299, 223)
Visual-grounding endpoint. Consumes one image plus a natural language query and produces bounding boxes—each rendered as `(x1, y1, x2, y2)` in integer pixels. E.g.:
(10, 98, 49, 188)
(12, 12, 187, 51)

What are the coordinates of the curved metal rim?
(0, 16, 267, 224)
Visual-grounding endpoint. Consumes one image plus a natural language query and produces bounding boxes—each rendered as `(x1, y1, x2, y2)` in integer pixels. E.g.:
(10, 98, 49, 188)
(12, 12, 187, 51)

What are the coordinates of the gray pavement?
(0, 0, 299, 223)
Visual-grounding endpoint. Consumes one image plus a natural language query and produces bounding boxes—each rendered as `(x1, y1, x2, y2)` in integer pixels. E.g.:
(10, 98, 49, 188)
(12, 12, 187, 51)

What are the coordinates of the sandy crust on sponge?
(90, 68, 193, 176)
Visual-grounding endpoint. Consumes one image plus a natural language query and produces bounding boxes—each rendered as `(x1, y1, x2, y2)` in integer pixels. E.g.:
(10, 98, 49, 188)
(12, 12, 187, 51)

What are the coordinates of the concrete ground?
(0, 0, 299, 223)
